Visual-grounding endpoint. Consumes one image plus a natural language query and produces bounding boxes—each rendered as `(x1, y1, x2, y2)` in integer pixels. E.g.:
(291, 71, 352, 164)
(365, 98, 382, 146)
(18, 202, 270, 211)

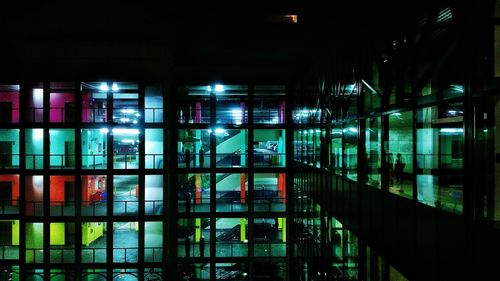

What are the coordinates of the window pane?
(387, 111, 413, 199)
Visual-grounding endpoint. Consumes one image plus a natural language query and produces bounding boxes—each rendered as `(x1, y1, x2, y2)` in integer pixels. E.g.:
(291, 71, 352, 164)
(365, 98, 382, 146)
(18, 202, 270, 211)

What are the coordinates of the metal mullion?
(248, 84, 255, 260)
(138, 83, 145, 278)
(74, 81, 83, 269)
(210, 88, 216, 281)
(42, 81, 50, 272)
(19, 83, 27, 280)
(105, 83, 114, 270)
(285, 83, 294, 279)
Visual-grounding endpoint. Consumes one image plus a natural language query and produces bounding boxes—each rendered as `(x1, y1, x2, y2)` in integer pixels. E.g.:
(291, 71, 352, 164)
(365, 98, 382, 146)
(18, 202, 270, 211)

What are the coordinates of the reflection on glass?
(387, 111, 413, 199)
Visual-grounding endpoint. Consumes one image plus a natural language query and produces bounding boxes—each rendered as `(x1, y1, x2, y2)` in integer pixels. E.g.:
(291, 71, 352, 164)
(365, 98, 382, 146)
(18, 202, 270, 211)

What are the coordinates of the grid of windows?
(0, 82, 289, 280)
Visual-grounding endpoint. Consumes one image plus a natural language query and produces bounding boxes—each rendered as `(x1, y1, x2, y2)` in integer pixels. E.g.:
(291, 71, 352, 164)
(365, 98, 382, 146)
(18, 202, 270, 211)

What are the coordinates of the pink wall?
(50, 92, 75, 122)
(0, 92, 20, 122)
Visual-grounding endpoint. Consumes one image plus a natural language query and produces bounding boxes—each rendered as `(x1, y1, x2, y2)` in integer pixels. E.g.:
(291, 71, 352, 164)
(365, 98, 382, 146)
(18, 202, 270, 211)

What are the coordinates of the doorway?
(65, 102, 75, 123)
(0, 102, 12, 123)
(64, 141, 75, 167)
(0, 221, 12, 244)
(0, 181, 12, 207)
(64, 181, 75, 203)
(0, 141, 13, 168)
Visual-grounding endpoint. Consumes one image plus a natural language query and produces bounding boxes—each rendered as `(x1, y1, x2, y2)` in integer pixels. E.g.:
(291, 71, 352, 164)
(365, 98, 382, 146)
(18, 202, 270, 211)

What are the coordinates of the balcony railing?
(177, 109, 211, 124)
(49, 154, 76, 169)
(82, 247, 106, 263)
(82, 107, 107, 123)
(254, 109, 285, 124)
(178, 153, 210, 168)
(144, 108, 163, 123)
(0, 199, 19, 214)
(25, 248, 44, 263)
(145, 200, 164, 215)
(81, 200, 107, 216)
(82, 154, 107, 169)
(50, 247, 75, 263)
(215, 241, 248, 257)
(253, 197, 286, 212)
(0, 245, 19, 260)
(113, 247, 138, 263)
(49, 201, 75, 216)
(24, 108, 44, 123)
(25, 201, 44, 216)
(144, 246, 163, 262)
(178, 198, 211, 213)
(25, 154, 44, 169)
(0, 154, 20, 169)
(145, 154, 164, 169)
(113, 200, 139, 216)
(254, 242, 286, 257)
(113, 153, 139, 169)
(49, 107, 75, 123)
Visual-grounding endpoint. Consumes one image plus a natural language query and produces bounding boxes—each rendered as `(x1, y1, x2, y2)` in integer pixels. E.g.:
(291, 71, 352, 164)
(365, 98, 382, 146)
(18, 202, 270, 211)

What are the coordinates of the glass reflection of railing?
(0, 108, 20, 124)
(215, 241, 248, 257)
(81, 200, 107, 216)
(82, 154, 107, 169)
(113, 200, 139, 216)
(82, 108, 107, 123)
(49, 201, 75, 216)
(178, 198, 211, 213)
(24, 108, 44, 123)
(49, 154, 76, 169)
(113, 153, 139, 169)
(50, 247, 75, 263)
(215, 153, 248, 168)
(145, 200, 164, 215)
(253, 153, 286, 167)
(25, 248, 44, 263)
(82, 247, 106, 263)
(25, 154, 44, 169)
(416, 153, 463, 169)
(254, 242, 286, 257)
(145, 154, 164, 169)
(215, 109, 248, 124)
(254, 109, 285, 124)
(25, 201, 44, 216)
(144, 247, 163, 262)
(113, 247, 138, 263)
(0, 199, 19, 214)
(49, 107, 76, 123)
(0, 154, 20, 169)
(214, 197, 248, 212)
(181, 241, 210, 258)
(177, 109, 211, 124)
(0, 245, 19, 260)
(253, 197, 286, 212)
(178, 153, 210, 168)
(144, 108, 163, 123)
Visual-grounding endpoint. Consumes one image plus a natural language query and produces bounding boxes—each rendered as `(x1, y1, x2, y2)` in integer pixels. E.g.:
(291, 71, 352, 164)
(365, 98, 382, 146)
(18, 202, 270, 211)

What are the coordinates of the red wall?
(0, 92, 20, 122)
(50, 175, 74, 205)
(0, 174, 20, 205)
(82, 175, 106, 205)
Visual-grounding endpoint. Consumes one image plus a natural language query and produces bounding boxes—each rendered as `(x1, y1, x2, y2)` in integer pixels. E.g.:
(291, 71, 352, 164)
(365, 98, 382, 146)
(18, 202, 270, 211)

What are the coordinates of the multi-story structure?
(0, 1, 498, 281)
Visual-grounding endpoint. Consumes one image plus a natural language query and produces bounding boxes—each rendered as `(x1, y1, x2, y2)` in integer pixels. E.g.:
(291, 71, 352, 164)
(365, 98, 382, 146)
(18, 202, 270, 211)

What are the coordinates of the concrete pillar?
(240, 218, 246, 242)
(195, 174, 202, 204)
(240, 173, 246, 204)
(195, 218, 201, 242)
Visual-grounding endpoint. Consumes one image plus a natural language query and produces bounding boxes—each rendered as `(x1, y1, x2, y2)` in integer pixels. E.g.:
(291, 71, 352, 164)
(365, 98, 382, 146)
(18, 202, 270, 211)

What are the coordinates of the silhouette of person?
(394, 153, 405, 190)
(199, 148, 205, 168)
(185, 148, 191, 168)
(185, 236, 191, 258)
(184, 191, 191, 213)
(386, 152, 394, 186)
(199, 236, 205, 258)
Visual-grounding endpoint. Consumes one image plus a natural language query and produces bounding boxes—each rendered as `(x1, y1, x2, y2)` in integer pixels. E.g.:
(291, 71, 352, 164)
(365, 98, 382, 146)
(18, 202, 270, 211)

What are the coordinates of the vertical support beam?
(285, 83, 294, 279)
(240, 218, 246, 242)
(74, 81, 83, 271)
(18, 83, 27, 280)
(195, 174, 202, 204)
(42, 81, 50, 274)
(240, 173, 246, 204)
(105, 82, 114, 274)
(138, 82, 145, 280)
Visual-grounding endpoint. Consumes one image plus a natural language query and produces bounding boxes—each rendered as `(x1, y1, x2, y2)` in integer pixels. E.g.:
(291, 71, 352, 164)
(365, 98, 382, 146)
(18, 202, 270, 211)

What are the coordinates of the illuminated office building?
(0, 1, 498, 281)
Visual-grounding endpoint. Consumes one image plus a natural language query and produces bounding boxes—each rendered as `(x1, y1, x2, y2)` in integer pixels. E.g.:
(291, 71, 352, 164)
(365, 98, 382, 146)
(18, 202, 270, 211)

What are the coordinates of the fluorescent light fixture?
(33, 88, 43, 102)
(100, 128, 109, 134)
(112, 128, 140, 135)
(112, 83, 119, 92)
(214, 84, 224, 92)
(133, 120, 138, 124)
(315, 129, 321, 133)
(214, 128, 225, 134)
(121, 139, 135, 144)
(121, 109, 135, 114)
(207, 85, 212, 92)
(207, 129, 212, 134)
(100, 83, 109, 92)
(348, 127, 358, 133)
(440, 128, 463, 133)
(391, 112, 402, 116)
(448, 110, 457, 115)
(33, 129, 43, 140)
(120, 118, 130, 123)
(134, 113, 140, 117)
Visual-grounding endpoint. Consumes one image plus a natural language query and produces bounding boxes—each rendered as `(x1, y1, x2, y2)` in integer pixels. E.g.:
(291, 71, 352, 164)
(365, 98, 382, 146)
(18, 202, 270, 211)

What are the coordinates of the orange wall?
(50, 175, 74, 204)
(0, 174, 20, 205)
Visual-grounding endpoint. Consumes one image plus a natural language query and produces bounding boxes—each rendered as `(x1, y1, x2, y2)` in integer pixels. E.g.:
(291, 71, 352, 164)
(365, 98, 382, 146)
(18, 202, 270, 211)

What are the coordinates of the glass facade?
(0, 82, 288, 280)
